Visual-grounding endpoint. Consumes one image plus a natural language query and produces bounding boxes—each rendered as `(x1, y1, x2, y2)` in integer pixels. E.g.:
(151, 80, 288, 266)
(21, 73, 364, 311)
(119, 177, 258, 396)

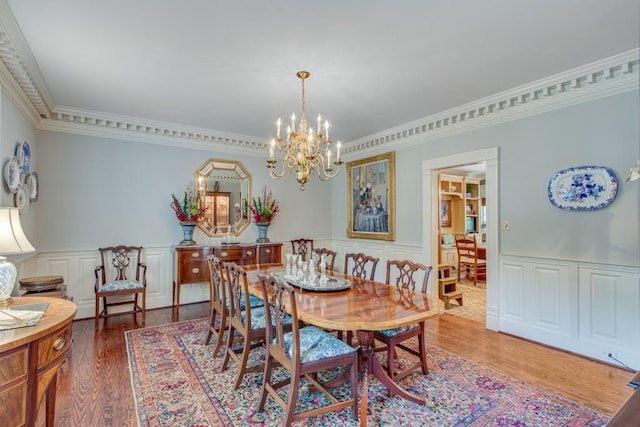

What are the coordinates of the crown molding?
(343, 49, 639, 156)
(0, 0, 637, 158)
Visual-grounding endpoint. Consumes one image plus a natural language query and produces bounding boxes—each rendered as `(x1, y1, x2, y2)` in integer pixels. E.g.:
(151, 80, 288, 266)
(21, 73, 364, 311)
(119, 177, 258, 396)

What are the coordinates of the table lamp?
(0, 207, 35, 307)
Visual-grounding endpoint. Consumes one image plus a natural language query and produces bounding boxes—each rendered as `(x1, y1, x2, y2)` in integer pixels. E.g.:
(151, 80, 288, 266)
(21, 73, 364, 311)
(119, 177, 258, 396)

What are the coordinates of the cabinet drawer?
(180, 259, 209, 282)
(36, 323, 72, 369)
(0, 346, 27, 385)
(258, 244, 282, 264)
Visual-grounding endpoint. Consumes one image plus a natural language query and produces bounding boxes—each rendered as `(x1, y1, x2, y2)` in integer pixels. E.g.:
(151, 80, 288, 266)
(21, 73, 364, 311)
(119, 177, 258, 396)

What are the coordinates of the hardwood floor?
(46, 303, 632, 426)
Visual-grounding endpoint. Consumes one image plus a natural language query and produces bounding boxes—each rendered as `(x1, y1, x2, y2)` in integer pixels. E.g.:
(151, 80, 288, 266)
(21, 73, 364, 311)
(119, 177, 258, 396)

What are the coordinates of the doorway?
(422, 148, 499, 331)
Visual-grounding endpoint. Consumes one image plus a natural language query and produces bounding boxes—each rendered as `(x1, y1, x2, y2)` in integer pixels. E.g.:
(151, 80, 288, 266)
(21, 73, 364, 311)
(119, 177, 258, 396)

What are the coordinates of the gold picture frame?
(346, 151, 395, 240)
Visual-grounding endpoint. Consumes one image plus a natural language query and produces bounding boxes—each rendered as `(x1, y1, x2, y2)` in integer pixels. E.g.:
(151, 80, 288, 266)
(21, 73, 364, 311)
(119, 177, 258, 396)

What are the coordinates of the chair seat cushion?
(284, 326, 356, 363)
(244, 294, 264, 309)
(242, 307, 291, 330)
(377, 323, 418, 338)
(98, 279, 144, 293)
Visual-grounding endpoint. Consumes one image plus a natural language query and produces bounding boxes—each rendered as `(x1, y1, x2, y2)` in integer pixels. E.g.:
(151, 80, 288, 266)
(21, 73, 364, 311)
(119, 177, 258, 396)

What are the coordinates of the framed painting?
(346, 151, 395, 241)
(440, 199, 451, 227)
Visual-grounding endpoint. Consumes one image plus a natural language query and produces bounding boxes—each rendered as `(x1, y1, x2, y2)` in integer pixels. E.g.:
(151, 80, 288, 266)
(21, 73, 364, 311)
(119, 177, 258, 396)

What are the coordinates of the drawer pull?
(265, 248, 271, 254)
(53, 337, 66, 351)
(192, 268, 200, 274)
(246, 250, 253, 256)
(220, 251, 228, 257)
(191, 252, 200, 258)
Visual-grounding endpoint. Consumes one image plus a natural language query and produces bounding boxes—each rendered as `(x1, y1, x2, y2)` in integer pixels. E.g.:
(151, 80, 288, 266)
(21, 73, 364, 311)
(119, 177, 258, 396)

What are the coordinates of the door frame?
(422, 147, 499, 330)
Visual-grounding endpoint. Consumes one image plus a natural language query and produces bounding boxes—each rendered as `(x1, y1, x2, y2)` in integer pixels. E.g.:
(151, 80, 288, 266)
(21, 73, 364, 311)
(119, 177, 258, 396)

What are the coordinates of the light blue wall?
(32, 130, 332, 251)
(331, 90, 640, 267)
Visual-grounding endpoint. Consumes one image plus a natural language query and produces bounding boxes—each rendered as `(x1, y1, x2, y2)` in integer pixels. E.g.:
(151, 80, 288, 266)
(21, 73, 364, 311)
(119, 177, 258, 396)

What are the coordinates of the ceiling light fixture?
(267, 71, 342, 190)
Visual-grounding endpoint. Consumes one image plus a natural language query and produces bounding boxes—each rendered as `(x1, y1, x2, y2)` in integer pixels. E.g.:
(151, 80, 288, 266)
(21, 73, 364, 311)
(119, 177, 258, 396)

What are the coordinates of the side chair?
(291, 238, 314, 261)
(374, 259, 433, 391)
(94, 245, 147, 331)
(204, 255, 262, 356)
(455, 235, 486, 285)
(312, 247, 337, 271)
(221, 262, 268, 389)
(257, 274, 358, 425)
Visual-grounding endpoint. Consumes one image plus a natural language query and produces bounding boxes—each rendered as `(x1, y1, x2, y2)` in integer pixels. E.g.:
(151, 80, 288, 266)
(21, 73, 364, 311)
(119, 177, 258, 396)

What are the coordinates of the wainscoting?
(499, 255, 640, 370)
(14, 244, 639, 370)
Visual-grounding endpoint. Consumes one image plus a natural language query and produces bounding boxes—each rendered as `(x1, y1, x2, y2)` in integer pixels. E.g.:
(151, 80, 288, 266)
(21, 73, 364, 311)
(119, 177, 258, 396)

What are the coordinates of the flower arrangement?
(250, 187, 279, 224)
(170, 184, 207, 223)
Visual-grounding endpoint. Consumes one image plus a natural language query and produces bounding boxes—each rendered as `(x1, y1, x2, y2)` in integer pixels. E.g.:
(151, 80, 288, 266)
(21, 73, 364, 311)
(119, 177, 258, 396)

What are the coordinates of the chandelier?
(267, 71, 342, 190)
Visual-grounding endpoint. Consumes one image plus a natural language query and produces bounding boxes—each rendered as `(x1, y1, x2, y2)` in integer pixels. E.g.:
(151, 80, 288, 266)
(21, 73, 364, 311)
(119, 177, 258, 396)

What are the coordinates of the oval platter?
(26, 172, 39, 201)
(16, 141, 31, 174)
(15, 186, 29, 213)
(548, 166, 618, 210)
(3, 156, 22, 193)
(273, 271, 351, 292)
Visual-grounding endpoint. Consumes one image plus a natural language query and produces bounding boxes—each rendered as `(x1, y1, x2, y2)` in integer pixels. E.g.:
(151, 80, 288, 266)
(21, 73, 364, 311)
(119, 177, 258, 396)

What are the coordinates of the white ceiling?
(4, 0, 640, 145)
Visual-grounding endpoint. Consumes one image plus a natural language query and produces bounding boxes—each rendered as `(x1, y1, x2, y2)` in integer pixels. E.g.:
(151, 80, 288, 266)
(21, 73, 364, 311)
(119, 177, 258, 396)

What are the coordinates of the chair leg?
(350, 360, 359, 421)
(221, 325, 235, 372)
(95, 296, 99, 330)
(257, 355, 273, 412)
(418, 326, 429, 375)
(212, 310, 227, 357)
(233, 333, 252, 389)
(204, 306, 218, 345)
(283, 372, 300, 426)
(141, 290, 146, 324)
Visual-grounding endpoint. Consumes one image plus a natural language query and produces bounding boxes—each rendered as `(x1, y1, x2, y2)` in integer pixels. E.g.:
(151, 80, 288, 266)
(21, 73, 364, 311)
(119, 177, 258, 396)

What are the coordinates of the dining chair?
(344, 252, 379, 280)
(455, 235, 486, 285)
(204, 255, 263, 356)
(312, 247, 337, 271)
(220, 262, 268, 389)
(342, 252, 380, 344)
(374, 259, 433, 390)
(256, 274, 358, 425)
(94, 245, 147, 331)
(291, 238, 314, 261)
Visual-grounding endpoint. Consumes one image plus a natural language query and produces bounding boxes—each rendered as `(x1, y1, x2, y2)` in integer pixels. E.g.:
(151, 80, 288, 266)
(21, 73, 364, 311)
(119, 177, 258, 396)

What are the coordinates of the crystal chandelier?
(267, 71, 343, 190)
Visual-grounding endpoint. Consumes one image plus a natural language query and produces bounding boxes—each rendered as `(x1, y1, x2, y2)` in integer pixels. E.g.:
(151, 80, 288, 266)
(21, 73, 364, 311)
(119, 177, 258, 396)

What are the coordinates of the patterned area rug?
(125, 318, 608, 427)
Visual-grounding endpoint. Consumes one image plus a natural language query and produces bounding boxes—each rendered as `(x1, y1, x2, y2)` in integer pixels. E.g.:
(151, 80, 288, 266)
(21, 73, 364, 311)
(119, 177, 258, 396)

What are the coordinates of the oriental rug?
(125, 318, 608, 427)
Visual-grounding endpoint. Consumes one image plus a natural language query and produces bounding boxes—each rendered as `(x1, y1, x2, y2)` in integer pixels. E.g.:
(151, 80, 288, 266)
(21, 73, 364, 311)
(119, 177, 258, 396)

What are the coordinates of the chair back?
(208, 255, 226, 310)
(312, 248, 337, 271)
(98, 245, 144, 284)
(386, 259, 433, 294)
(455, 236, 480, 262)
(291, 238, 314, 261)
(344, 252, 379, 280)
(258, 274, 299, 365)
(223, 262, 251, 329)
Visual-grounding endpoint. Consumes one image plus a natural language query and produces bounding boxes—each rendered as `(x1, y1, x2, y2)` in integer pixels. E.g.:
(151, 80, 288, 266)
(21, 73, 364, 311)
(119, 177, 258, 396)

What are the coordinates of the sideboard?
(173, 243, 282, 315)
(0, 297, 76, 427)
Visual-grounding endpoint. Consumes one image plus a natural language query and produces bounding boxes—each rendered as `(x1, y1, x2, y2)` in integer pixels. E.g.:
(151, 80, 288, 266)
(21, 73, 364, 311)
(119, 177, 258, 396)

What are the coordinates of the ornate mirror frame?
(194, 159, 251, 237)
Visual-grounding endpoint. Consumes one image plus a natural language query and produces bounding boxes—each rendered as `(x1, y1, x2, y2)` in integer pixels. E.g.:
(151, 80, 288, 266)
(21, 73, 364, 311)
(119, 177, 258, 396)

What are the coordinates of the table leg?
(356, 330, 427, 407)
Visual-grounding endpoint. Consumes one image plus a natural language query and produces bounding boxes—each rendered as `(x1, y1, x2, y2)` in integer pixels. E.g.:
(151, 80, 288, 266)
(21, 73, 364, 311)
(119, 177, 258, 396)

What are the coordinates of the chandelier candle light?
(267, 71, 343, 190)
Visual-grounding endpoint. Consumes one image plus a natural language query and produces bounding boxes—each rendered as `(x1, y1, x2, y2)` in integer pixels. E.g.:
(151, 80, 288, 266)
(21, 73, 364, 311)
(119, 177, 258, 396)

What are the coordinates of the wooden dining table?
(244, 266, 444, 425)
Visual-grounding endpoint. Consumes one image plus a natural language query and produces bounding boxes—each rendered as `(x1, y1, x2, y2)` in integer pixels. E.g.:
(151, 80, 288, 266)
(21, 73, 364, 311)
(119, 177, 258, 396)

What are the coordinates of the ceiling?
(4, 0, 639, 146)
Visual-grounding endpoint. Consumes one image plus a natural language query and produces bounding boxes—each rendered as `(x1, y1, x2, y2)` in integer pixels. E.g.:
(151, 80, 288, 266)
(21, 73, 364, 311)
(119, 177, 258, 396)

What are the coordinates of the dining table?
(244, 266, 444, 425)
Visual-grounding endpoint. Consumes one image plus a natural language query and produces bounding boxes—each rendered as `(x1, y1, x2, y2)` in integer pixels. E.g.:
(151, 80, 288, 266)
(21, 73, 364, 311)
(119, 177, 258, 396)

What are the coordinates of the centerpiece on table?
(170, 185, 207, 245)
(250, 187, 279, 243)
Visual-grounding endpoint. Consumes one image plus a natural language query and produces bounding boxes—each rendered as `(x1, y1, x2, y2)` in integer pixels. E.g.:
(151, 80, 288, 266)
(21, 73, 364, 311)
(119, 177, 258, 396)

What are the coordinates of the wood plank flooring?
(44, 303, 633, 426)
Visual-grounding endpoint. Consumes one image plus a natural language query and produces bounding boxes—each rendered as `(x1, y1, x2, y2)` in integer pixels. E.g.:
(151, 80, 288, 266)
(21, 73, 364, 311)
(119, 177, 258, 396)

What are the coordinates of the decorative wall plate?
(16, 141, 31, 174)
(26, 172, 39, 201)
(548, 166, 618, 210)
(15, 186, 29, 213)
(3, 156, 22, 193)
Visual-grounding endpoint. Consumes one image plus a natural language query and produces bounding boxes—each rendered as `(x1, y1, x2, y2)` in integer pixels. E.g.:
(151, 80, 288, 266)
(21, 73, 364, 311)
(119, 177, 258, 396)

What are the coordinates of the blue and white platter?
(3, 156, 22, 193)
(16, 141, 30, 174)
(548, 166, 618, 210)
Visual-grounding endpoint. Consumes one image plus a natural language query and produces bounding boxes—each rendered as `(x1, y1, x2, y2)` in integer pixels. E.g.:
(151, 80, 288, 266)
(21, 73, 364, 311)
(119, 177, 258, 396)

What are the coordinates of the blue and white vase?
(255, 222, 270, 243)
(180, 222, 197, 246)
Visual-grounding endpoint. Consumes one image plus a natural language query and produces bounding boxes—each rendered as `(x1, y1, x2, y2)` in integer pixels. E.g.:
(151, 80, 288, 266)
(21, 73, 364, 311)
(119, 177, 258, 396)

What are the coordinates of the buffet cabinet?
(173, 243, 282, 315)
(0, 297, 76, 427)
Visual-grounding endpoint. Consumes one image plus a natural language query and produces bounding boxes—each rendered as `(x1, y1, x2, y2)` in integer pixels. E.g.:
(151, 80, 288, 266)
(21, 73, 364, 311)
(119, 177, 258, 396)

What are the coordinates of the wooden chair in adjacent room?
(256, 274, 358, 425)
(203, 255, 263, 356)
(94, 245, 147, 331)
(291, 238, 314, 261)
(220, 262, 269, 389)
(455, 235, 486, 286)
(312, 247, 337, 271)
(374, 259, 433, 390)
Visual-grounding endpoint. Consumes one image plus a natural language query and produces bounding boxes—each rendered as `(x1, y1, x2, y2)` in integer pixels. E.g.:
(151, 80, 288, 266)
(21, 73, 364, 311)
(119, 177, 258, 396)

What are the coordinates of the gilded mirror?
(195, 159, 251, 237)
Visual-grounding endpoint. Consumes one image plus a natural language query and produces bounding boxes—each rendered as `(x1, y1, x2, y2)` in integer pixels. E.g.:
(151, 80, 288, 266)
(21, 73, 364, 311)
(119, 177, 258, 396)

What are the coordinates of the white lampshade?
(0, 207, 35, 306)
